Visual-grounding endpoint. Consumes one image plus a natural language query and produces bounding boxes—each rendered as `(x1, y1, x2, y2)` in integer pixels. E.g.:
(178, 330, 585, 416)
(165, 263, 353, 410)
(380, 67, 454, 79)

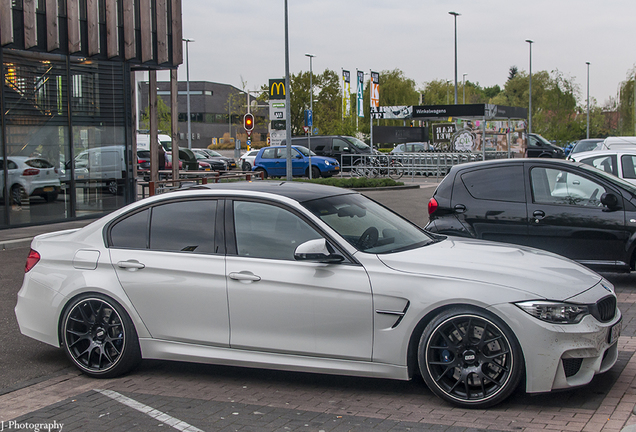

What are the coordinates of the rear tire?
(242, 161, 252, 171)
(60, 294, 141, 378)
(10, 184, 26, 206)
(254, 167, 268, 179)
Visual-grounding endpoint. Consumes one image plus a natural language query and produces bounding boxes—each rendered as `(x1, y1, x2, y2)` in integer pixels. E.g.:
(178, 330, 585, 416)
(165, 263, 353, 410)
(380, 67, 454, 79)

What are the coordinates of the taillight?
(428, 197, 438, 215)
(25, 249, 40, 272)
(54, 167, 59, 174)
(23, 168, 40, 176)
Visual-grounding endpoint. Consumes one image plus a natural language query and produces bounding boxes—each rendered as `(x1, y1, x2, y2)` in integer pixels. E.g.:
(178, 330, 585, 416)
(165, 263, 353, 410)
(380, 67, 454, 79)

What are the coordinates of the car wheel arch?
(405, 303, 526, 380)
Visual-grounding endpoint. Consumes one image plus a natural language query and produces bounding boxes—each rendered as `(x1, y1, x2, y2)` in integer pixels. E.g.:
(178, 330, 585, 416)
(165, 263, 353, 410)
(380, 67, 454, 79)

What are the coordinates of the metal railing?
(342, 152, 510, 179)
(137, 170, 265, 198)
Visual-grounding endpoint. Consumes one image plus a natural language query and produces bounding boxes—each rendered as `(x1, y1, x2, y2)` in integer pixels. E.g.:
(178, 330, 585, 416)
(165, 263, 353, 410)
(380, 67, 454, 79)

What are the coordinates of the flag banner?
(370, 71, 379, 110)
(342, 70, 351, 118)
(357, 70, 364, 117)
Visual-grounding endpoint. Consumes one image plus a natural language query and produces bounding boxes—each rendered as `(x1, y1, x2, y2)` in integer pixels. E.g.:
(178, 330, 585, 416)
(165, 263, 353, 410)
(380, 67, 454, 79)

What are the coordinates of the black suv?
(527, 133, 565, 158)
(283, 135, 372, 166)
(425, 158, 636, 272)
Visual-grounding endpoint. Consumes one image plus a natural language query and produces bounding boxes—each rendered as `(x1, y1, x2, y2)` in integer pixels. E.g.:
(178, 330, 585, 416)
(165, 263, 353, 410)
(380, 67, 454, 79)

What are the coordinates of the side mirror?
(601, 192, 621, 211)
(294, 239, 344, 263)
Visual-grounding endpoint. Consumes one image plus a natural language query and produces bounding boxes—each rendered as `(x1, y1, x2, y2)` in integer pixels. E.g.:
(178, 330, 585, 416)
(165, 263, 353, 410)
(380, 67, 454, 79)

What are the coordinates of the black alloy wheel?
(61, 294, 141, 378)
(418, 308, 523, 408)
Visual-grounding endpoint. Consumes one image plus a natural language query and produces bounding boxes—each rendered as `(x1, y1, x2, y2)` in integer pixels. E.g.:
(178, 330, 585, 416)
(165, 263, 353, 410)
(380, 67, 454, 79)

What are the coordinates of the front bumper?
(493, 302, 621, 393)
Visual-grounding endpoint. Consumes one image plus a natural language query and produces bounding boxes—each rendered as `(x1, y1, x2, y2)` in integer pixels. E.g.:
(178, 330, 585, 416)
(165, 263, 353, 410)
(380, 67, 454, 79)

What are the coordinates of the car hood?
(377, 236, 601, 300)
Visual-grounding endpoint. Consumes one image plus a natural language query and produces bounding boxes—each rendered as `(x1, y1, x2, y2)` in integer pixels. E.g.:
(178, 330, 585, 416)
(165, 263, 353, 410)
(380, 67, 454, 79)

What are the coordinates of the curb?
(1, 237, 33, 251)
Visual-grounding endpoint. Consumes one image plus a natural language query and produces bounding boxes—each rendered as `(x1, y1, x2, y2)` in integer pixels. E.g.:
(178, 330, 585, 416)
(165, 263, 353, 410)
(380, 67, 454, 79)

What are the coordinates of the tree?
(508, 66, 518, 81)
(140, 97, 171, 133)
(616, 67, 636, 136)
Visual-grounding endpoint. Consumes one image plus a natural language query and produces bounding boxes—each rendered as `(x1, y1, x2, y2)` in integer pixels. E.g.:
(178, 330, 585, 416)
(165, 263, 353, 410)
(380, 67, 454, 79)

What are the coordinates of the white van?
(74, 146, 126, 194)
(600, 136, 636, 150)
(136, 133, 172, 151)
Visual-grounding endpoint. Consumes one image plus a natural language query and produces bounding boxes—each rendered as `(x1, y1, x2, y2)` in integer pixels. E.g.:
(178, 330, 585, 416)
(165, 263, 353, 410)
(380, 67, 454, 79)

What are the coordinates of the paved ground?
(2, 178, 636, 432)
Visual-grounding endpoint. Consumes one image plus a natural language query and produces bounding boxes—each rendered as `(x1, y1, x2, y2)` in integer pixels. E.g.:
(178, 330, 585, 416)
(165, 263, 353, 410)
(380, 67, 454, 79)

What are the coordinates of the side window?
(233, 201, 322, 260)
(150, 200, 217, 254)
(580, 155, 617, 176)
(261, 148, 276, 159)
(7, 160, 17, 169)
(460, 166, 525, 202)
(621, 155, 636, 179)
(277, 148, 288, 159)
(110, 209, 150, 249)
(333, 138, 350, 152)
(528, 136, 539, 147)
(531, 167, 606, 207)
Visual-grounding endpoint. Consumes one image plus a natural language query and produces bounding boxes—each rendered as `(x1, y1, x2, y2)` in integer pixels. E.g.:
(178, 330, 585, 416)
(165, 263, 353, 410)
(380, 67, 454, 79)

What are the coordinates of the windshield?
(293, 146, 316, 156)
(343, 137, 370, 151)
(572, 140, 602, 154)
(206, 150, 222, 157)
(302, 193, 434, 253)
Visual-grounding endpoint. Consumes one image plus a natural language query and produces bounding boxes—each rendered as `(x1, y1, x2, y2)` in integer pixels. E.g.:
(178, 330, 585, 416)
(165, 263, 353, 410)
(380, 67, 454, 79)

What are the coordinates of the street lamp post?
(586, 61, 590, 139)
(183, 38, 194, 149)
(305, 53, 315, 179)
(284, 0, 292, 180)
(526, 39, 533, 134)
(462, 73, 467, 104)
(446, 80, 451, 104)
(449, 12, 460, 105)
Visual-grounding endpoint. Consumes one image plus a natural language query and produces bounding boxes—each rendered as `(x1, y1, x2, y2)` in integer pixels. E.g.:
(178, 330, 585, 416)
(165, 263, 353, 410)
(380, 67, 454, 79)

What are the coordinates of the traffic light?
(243, 113, 254, 132)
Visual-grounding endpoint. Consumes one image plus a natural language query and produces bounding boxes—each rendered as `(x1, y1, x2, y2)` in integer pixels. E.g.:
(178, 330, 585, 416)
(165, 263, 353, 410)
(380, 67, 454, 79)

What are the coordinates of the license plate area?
(608, 319, 622, 344)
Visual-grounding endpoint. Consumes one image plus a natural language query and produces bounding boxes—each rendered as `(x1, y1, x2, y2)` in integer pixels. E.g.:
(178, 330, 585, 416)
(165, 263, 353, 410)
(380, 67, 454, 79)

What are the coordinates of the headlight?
(515, 300, 589, 324)
(324, 161, 331, 166)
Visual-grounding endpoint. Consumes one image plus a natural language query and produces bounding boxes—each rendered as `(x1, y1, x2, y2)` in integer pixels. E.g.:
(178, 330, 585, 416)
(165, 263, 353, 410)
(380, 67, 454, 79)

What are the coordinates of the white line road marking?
(95, 389, 204, 432)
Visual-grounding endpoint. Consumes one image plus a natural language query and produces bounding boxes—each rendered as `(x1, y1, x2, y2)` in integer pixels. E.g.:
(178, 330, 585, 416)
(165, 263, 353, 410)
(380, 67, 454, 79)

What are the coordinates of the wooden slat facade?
(45, 0, 60, 51)
(1, 0, 183, 69)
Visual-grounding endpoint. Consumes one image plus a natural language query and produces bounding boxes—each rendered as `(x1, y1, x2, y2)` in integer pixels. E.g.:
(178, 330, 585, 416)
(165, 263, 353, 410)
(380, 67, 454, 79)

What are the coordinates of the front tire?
(418, 307, 523, 408)
(60, 294, 141, 378)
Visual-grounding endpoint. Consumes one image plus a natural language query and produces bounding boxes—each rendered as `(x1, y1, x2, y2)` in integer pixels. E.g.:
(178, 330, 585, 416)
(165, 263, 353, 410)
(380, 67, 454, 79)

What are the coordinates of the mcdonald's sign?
(269, 79, 286, 100)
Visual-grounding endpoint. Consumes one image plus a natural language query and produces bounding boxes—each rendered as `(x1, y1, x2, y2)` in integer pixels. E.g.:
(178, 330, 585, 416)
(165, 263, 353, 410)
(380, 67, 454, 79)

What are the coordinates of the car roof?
(447, 158, 588, 174)
(572, 148, 636, 159)
(181, 181, 355, 203)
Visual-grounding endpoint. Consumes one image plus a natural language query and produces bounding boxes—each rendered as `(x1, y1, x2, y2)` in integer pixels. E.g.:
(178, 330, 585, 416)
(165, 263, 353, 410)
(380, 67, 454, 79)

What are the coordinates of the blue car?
(253, 145, 340, 178)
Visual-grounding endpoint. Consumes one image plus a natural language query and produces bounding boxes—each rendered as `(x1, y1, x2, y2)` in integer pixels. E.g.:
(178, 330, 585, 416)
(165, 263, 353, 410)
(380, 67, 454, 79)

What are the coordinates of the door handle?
(532, 210, 546, 223)
(229, 271, 261, 282)
(454, 204, 467, 214)
(117, 260, 145, 270)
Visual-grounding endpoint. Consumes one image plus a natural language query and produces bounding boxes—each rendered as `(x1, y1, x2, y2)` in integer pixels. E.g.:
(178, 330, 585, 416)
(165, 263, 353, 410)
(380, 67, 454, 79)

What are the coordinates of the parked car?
(15, 182, 621, 408)
(390, 142, 428, 154)
(527, 133, 565, 158)
(192, 150, 226, 171)
(283, 135, 372, 167)
(599, 136, 636, 150)
(1, 156, 61, 204)
(195, 148, 236, 170)
(567, 138, 604, 159)
(137, 150, 151, 174)
(253, 145, 339, 178)
(569, 149, 636, 186)
(426, 158, 636, 273)
(238, 149, 260, 171)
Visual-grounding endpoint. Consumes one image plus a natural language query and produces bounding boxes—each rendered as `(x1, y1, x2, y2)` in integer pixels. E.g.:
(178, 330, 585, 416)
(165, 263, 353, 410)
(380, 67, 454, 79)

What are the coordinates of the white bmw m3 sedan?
(15, 181, 621, 408)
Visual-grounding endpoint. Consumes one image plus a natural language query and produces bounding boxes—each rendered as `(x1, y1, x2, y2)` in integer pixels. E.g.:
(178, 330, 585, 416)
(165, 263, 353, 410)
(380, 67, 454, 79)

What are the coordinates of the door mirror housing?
(601, 192, 621, 211)
(294, 239, 344, 263)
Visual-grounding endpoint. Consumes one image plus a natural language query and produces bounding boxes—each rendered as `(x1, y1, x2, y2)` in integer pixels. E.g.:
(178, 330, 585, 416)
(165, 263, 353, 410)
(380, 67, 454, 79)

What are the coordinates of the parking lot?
(2, 179, 636, 431)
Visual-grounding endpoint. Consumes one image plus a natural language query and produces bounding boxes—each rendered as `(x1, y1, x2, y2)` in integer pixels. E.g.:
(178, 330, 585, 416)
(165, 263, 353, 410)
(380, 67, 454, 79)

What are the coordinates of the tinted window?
(234, 201, 321, 260)
(622, 155, 636, 179)
(150, 200, 217, 254)
(110, 209, 149, 249)
(333, 139, 349, 152)
(531, 167, 606, 207)
(261, 148, 276, 159)
(460, 166, 525, 202)
(580, 154, 618, 176)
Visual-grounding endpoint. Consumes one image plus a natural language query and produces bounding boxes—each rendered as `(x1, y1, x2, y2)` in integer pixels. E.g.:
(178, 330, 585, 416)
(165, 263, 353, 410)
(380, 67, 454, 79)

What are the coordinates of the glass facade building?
(1, 0, 183, 229)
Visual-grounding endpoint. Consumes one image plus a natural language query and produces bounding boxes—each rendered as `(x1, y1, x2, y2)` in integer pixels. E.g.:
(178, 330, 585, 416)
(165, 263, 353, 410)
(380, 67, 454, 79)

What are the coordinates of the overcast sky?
(167, 0, 636, 107)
